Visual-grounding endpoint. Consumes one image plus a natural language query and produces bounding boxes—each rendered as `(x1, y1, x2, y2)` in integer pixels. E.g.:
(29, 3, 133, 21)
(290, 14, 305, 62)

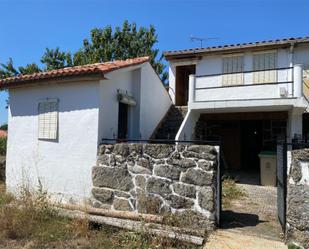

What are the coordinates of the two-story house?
(158, 37, 309, 171)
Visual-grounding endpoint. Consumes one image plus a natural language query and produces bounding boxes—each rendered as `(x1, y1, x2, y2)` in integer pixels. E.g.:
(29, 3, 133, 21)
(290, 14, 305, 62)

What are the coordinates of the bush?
(0, 137, 7, 156)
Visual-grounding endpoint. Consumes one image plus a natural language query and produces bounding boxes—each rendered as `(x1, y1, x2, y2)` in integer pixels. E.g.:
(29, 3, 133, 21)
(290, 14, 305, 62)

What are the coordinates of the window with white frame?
(38, 100, 58, 140)
(222, 55, 244, 86)
(253, 51, 277, 84)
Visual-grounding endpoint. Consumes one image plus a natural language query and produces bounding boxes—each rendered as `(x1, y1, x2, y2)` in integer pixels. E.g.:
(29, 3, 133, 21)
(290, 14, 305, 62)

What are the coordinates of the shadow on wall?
(9, 82, 99, 118)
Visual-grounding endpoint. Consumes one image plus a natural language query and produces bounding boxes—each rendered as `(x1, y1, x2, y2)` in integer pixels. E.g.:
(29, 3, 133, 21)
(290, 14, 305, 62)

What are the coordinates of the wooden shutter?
(38, 100, 58, 140)
(222, 56, 244, 85)
(253, 52, 276, 84)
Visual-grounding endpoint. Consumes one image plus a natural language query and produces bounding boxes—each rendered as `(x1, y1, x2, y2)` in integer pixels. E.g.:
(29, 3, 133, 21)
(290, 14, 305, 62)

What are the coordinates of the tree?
(0, 124, 7, 131)
(41, 48, 72, 70)
(0, 21, 167, 83)
(72, 21, 167, 82)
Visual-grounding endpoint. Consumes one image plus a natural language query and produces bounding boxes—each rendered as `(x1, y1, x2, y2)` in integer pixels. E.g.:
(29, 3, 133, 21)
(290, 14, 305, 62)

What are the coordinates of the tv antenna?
(190, 35, 220, 48)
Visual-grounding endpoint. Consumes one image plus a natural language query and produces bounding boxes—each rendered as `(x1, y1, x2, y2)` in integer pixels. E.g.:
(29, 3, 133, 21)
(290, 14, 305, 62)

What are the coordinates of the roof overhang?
(164, 37, 309, 61)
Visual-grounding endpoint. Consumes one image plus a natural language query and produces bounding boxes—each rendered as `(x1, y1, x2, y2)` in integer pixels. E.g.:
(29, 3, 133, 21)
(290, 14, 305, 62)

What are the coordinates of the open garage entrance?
(196, 111, 287, 172)
(196, 111, 287, 240)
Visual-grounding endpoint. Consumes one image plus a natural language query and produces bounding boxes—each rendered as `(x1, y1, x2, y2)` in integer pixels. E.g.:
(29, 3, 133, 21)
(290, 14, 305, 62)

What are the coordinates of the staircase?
(152, 105, 188, 140)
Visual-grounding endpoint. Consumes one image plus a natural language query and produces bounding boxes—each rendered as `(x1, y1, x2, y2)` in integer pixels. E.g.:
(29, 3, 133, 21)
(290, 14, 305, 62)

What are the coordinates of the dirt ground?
(221, 173, 283, 241)
(204, 230, 287, 249)
(206, 171, 287, 249)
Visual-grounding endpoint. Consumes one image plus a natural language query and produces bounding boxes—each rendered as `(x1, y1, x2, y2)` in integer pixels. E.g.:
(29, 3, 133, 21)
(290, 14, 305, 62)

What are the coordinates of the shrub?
(0, 137, 7, 156)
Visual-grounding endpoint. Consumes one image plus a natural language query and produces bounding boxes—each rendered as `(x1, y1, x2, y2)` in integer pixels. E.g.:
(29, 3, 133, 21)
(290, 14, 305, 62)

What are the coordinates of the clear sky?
(0, 0, 308, 125)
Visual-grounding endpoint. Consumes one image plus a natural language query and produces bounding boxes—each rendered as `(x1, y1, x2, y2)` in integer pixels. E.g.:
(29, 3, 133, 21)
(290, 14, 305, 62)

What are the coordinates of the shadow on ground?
(221, 210, 267, 229)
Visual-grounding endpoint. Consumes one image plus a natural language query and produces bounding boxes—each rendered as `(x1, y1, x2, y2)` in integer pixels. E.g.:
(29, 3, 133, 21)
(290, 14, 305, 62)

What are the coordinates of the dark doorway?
(118, 102, 129, 139)
(175, 65, 196, 106)
(240, 121, 263, 171)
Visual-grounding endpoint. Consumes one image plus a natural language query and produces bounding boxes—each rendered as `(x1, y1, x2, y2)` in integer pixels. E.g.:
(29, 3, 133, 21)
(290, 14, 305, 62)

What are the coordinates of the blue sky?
(0, 0, 308, 125)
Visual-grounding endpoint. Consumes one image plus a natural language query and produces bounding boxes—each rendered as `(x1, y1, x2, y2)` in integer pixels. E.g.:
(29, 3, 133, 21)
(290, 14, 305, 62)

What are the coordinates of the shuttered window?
(222, 55, 244, 86)
(253, 52, 277, 84)
(38, 100, 58, 140)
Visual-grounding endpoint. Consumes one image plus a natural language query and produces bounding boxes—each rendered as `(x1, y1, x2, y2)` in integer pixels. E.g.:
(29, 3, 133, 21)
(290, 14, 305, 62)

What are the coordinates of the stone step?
(152, 105, 188, 140)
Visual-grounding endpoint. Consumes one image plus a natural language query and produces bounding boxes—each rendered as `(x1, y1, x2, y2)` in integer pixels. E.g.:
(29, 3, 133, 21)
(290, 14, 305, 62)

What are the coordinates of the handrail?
(195, 66, 293, 78)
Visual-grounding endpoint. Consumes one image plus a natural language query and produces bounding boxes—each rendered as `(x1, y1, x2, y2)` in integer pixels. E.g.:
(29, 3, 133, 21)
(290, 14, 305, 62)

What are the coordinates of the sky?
(0, 0, 308, 125)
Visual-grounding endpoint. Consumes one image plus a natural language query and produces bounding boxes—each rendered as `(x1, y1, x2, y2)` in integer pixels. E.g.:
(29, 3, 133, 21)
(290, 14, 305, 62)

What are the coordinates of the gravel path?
(221, 182, 284, 241)
(204, 230, 287, 249)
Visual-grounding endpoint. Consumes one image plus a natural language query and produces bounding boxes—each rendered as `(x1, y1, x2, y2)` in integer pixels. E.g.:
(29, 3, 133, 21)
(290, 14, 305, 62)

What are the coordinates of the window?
(222, 55, 244, 86)
(253, 52, 277, 84)
(38, 100, 58, 140)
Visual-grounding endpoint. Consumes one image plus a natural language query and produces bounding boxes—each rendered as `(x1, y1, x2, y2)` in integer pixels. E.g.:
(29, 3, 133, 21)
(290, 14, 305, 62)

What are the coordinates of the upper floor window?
(222, 55, 244, 86)
(253, 51, 277, 84)
(38, 99, 58, 140)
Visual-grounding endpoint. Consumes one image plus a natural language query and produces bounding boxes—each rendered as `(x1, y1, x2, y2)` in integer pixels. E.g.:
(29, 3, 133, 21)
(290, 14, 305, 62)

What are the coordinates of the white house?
(162, 37, 309, 170)
(0, 57, 172, 203)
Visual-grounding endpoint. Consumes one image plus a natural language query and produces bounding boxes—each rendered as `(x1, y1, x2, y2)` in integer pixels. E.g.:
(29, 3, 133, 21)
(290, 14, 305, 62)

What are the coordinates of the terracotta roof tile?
(0, 56, 150, 88)
(0, 130, 7, 138)
(163, 36, 309, 59)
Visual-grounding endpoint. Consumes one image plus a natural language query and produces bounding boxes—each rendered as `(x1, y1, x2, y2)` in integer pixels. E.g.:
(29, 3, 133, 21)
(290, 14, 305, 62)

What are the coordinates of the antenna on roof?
(190, 35, 220, 48)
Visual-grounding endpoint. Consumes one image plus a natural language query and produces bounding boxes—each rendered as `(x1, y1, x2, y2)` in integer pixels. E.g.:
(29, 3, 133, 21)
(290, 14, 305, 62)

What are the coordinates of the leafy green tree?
(0, 21, 167, 83)
(0, 58, 18, 78)
(18, 63, 41, 74)
(0, 124, 7, 131)
(73, 21, 167, 82)
(40, 48, 72, 70)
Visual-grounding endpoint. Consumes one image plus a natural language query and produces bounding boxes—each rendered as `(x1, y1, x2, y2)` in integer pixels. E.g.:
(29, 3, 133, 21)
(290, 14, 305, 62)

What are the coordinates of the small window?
(253, 52, 277, 84)
(222, 55, 244, 86)
(38, 100, 58, 140)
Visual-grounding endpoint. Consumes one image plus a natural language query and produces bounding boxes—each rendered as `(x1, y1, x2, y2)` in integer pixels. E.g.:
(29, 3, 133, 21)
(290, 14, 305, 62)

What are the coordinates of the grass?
(222, 178, 246, 208)
(0, 182, 200, 249)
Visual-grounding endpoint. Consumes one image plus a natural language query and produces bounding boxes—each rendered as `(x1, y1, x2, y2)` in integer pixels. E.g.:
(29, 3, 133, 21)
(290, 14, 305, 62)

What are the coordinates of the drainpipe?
(188, 74, 196, 105)
(293, 64, 303, 98)
(289, 43, 295, 97)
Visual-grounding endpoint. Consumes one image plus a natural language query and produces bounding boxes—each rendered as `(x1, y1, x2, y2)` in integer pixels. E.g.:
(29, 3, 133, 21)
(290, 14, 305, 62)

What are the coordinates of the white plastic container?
(258, 151, 277, 186)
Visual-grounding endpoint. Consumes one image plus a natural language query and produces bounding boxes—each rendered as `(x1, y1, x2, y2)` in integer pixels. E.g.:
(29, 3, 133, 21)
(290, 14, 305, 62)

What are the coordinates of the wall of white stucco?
(6, 81, 100, 203)
(98, 63, 171, 140)
(139, 63, 172, 139)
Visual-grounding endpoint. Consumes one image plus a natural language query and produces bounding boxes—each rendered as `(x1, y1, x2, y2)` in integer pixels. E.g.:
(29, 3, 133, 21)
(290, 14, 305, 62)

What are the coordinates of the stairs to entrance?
(152, 105, 188, 140)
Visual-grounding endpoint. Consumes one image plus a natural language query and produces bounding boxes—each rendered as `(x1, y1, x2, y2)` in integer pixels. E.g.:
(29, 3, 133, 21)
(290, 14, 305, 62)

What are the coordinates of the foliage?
(0, 124, 7, 131)
(222, 178, 246, 208)
(0, 21, 167, 83)
(0, 137, 7, 156)
(0, 184, 200, 249)
(41, 48, 73, 70)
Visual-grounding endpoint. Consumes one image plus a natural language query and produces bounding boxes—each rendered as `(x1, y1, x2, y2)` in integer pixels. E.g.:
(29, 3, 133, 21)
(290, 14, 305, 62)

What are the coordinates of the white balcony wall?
(195, 82, 293, 102)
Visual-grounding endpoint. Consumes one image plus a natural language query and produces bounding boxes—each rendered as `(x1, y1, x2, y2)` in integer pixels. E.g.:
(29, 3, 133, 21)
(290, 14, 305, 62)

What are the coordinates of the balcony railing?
(188, 65, 304, 104)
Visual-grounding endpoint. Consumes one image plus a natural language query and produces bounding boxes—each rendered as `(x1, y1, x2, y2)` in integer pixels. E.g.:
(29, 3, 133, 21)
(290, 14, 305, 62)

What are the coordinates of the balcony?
(188, 65, 307, 111)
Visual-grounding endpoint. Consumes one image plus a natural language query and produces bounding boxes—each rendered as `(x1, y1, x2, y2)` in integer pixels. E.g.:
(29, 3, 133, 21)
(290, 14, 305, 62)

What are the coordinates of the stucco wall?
(140, 63, 172, 139)
(168, 46, 309, 104)
(6, 81, 100, 203)
(91, 143, 219, 230)
(98, 63, 171, 140)
(286, 148, 309, 248)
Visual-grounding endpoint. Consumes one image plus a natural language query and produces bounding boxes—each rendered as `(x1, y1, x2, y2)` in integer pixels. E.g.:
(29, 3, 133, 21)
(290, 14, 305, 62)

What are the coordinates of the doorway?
(175, 65, 196, 106)
(118, 102, 129, 139)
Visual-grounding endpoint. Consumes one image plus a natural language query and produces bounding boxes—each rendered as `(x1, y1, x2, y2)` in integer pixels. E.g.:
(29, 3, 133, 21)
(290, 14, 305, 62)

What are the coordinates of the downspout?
(289, 42, 295, 97)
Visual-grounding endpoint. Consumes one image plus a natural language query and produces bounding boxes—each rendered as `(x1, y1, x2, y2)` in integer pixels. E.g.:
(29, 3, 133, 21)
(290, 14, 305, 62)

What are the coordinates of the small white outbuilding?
(0, 56, 172, 203)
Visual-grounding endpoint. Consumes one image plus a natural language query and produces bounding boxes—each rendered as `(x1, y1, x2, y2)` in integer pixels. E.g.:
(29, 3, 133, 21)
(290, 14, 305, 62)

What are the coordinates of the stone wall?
(0, 156, 5, 182)
(286, 149, 309, 248)
(91, 143, 218, 230)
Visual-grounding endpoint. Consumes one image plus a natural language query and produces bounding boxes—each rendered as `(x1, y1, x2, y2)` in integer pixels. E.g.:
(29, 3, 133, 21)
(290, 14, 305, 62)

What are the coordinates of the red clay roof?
(0, 56, 150, 88)
(164, 36, 309, 59)
(0, 130, 7, 138)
